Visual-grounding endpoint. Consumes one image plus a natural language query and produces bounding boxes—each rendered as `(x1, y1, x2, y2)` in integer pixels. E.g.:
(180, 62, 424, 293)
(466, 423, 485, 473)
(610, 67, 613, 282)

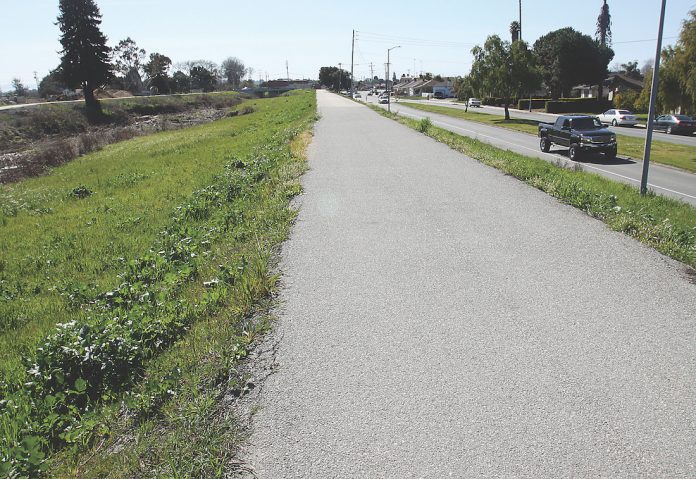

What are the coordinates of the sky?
(1, 0, 695, 92)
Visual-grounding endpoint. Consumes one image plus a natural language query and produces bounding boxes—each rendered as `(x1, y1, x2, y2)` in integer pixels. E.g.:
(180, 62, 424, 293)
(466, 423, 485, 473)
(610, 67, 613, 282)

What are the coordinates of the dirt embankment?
(0, 95, 246, 183)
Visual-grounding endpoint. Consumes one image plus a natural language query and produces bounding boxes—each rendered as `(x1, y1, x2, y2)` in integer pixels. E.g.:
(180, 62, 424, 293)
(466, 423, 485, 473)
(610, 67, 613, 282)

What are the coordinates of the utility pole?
(286, 60, 290, 81)
(368, 62, 375, 89)
(351, 29, 355, 97)
(519, 0, 522, 40)
(387, 45, 401, 113)
(640, 0, 667, 196)
(338, 62, 343, 92)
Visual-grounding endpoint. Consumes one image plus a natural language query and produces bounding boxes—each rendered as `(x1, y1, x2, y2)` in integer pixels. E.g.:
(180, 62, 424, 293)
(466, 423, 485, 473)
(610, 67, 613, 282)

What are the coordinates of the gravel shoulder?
(242, 90, 696, 478)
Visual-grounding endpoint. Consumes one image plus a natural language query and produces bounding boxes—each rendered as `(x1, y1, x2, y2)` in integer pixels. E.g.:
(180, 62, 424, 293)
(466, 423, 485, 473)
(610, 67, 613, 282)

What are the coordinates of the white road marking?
(394, 107, 696, 201)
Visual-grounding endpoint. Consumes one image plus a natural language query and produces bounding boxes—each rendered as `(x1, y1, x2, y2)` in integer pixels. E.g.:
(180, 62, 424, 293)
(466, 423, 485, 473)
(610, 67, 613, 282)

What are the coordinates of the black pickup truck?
(538, 115, 617, 160)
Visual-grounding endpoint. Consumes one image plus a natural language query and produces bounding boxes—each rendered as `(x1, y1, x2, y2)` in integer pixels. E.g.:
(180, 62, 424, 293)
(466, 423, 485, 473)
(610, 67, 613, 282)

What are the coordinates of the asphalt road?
(402, 98, 696, 148)
(244, 90, 696, 477)
(368, 97, 696, 206)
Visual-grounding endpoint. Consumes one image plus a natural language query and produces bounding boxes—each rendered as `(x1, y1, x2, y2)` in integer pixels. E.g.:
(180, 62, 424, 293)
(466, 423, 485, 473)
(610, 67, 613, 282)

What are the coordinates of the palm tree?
(596, 0, 612, 46)
(510, 21, 520, 43)
(596, 0, 612, 99)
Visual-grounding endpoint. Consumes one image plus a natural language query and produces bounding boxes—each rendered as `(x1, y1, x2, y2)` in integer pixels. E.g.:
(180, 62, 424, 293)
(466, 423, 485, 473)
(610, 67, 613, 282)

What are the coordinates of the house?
(394, 77, 422, 95)
(412, 79, 454, 98)
(571, 72, 643, 99)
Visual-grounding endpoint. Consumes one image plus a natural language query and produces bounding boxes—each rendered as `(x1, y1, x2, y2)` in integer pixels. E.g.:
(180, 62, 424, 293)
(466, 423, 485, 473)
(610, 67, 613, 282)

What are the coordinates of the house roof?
(571, 73, 643, 92)
(396, 79, 426, 90)
(606, 72, 643, 89)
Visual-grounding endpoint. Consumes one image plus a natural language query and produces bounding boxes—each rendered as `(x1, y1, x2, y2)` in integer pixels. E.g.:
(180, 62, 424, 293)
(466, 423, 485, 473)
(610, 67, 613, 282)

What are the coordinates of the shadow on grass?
(490, 118, 539, 128)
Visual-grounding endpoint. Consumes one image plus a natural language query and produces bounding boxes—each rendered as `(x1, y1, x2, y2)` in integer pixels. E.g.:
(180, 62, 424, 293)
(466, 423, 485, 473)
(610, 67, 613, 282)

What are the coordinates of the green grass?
(0, 92, 244, 153)
(400, 102, 696, 173)
(371, 105, 696, 270)
(0, 91, 317, 476)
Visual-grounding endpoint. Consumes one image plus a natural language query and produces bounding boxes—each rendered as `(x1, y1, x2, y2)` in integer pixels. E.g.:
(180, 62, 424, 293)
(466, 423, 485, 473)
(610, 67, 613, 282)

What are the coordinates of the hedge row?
(482, 97, 513, 107)
(517, 99, 549, 110)
(545, 98, 612, 114)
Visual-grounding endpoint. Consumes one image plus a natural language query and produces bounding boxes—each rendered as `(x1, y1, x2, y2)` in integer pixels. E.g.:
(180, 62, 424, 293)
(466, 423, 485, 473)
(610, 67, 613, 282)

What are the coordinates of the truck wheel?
(540, 137, 550, 153)
(605, 147, 617, 160)
(667, 126, 673, 134)
(569, 144, 581, 161)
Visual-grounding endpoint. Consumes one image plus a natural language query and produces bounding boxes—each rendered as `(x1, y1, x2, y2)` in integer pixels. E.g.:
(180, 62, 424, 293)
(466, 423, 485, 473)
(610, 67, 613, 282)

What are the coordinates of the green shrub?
(418, 117, 432, 132)
(518, 98, 549, 110)
(613, 90, 639, 112)
(545, 98, 612, 114)
(69, 185, 93, 198)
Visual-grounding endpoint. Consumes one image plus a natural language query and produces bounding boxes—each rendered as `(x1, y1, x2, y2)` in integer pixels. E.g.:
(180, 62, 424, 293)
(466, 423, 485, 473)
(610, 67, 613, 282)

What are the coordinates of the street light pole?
(640, 0, 667, 196)
(387, 45, 401, 113)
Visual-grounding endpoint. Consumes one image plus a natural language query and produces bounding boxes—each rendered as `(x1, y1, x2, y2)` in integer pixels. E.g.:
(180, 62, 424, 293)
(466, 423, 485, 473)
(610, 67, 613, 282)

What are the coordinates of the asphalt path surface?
(402, 98, 696, 148)
(369, 97, 696, 206)
(245, 90, 696, 477)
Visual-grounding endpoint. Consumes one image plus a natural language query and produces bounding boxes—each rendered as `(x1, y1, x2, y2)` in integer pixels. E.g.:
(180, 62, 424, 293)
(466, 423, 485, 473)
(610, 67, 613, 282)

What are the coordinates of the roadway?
(361, 94, 696, 206)
(399, 97, 696, 147)
(244, 90, 696, 477)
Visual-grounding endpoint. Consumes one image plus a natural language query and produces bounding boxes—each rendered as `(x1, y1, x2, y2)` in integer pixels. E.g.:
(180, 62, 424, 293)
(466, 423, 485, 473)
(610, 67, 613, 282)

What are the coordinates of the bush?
(482, 97, 516, 107)
(518, 98, 549, 110)
(418, 117, 432, 132)
(613, 90, 639, 112)
(545, 98, 612, 114)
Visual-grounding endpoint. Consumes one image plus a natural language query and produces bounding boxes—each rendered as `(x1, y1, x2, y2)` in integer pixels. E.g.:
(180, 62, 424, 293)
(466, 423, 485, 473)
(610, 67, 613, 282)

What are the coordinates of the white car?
(598, 109, 638, 127)
(467, 98, 482, 107)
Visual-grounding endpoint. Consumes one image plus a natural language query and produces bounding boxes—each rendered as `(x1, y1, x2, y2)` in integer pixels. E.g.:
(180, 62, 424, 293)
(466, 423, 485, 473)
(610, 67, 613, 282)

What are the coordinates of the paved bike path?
(244, 90, 696, 477)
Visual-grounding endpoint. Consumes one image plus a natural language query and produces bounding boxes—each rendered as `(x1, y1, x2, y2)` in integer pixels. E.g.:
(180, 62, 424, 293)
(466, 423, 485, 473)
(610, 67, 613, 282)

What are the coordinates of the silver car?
(598, 109, 639, 127)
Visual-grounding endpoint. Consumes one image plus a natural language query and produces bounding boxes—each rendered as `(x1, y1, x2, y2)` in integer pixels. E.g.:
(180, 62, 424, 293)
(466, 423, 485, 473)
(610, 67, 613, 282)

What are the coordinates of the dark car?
(538, 115, 617, 160)
(433, 91, 445, 99)
(654, 114, 696, 135)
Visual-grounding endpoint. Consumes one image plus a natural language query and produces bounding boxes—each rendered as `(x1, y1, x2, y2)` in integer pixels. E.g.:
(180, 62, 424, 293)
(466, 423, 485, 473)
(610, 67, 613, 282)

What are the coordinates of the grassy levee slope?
(0, 91, 317, 476)
(372, 106, 696, 271)
(401, 102, 696, 173)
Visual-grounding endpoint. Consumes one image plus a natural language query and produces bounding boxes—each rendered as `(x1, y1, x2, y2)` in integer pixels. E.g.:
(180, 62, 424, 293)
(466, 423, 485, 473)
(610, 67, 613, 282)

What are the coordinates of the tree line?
(9, 0, 255, 112)
(457, 3, 696, 116)
(455, 25, 615, 119)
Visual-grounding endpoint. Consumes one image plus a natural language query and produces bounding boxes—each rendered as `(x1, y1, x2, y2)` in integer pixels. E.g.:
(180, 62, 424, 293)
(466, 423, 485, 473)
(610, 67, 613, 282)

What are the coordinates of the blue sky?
(1, 0, 695, 91)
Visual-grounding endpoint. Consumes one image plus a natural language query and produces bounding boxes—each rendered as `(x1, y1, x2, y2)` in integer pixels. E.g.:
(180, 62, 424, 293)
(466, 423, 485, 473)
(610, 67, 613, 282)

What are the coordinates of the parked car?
(433, 91, 445, 99)
(353, 92, 362, 99)
(378, 94, 389, 104)
(598, 109, 639, 127)
(538, 115, 617, 161)
(467, 98, 481, 107)
(654, 114, 696, 135)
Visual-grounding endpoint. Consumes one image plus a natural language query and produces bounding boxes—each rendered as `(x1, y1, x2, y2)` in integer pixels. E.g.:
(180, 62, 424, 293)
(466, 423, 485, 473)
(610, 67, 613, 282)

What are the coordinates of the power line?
(612, 35, 678, 44)
(356, 30, 476, 48)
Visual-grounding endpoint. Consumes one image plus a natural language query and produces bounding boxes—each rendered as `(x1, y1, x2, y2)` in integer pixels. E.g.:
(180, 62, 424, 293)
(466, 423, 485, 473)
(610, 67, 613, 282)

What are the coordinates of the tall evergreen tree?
(596, 0, 612, 46)
(595, 0, 612, 99)
(57, 0, 112, 112)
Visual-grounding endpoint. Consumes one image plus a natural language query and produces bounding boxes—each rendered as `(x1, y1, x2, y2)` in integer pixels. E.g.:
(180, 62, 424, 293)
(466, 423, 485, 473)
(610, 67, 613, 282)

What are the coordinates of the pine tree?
(57, 0, 112, 112)
(595, 0, 612, 99)
(596, 0, 612, 46)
